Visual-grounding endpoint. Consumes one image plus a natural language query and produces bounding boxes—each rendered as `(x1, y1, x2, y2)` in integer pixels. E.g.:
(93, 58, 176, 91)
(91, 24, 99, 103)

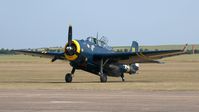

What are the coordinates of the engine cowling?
(64, 40, 81, 61)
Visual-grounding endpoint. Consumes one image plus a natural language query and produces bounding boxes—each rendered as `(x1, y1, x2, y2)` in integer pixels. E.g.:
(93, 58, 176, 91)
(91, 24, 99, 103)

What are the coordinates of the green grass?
(162, 54, 199, 62)
(0, 55, 53, 63)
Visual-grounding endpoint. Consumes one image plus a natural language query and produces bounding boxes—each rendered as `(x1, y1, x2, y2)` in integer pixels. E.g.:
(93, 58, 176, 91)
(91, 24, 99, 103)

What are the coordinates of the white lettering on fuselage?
(91, 45, 95, 51)
(87, 44, 90, 48)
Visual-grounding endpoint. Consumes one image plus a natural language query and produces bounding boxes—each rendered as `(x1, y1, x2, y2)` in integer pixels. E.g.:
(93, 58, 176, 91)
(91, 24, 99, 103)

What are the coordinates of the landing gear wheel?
(65, 73, 73, 83)
(100, 74, 107, 83)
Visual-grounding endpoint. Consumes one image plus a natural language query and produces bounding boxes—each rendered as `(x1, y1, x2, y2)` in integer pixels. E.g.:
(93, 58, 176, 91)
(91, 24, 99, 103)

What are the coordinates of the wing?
(13, 50, 65, 62)
(93, 45, 188, 64)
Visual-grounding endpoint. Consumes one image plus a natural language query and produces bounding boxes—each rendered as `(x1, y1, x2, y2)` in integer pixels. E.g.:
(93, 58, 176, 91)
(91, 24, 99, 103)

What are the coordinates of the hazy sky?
(0, 0, 199, 49)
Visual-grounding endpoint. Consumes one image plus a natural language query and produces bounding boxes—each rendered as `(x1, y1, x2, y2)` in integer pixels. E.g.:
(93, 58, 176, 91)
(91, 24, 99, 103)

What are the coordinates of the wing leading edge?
(93, 44, 188, 64)
(13, 50, 65, 62)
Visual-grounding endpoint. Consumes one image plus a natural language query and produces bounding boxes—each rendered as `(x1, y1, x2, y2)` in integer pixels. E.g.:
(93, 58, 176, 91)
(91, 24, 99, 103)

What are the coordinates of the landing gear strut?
(99, 59, 107, 83)
(121, 73, 125, 82)
(65, 68, 75, 83)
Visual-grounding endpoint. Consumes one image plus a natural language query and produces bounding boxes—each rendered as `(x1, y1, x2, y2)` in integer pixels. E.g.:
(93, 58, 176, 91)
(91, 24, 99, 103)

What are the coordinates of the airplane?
(14, 26, 188, 83)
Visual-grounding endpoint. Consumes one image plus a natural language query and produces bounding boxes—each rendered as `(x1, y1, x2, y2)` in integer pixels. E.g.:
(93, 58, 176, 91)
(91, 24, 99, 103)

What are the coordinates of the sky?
(0, 0, 199, 49)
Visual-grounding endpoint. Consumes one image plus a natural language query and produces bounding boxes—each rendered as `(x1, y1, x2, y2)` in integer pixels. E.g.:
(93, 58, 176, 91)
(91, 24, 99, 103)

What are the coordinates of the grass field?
(0, 54, 199, 90)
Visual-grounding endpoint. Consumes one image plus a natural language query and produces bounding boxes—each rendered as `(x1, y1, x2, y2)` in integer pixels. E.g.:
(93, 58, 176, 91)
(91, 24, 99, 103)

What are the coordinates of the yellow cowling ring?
(64, 40, 81, 61)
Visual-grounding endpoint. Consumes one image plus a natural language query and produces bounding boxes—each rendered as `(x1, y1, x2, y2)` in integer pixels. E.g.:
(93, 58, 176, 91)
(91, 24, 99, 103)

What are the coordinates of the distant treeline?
(0, 47, 63, 55)
(0, 48, 15, 55)
(0, 47, 199, 55)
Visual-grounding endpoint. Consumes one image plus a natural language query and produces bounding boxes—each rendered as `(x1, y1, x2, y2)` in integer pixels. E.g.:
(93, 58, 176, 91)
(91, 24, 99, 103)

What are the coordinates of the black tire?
(65, 73, 72, 83)
(100, 74, 107, 83)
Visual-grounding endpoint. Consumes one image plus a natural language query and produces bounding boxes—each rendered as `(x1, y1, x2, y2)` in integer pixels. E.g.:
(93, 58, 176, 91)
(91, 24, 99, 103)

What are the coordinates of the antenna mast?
(96, 32, 99, 40)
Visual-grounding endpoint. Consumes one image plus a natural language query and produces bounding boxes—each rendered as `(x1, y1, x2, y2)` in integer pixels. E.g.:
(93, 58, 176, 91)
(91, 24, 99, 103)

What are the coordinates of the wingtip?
(182, 44, 188, 52)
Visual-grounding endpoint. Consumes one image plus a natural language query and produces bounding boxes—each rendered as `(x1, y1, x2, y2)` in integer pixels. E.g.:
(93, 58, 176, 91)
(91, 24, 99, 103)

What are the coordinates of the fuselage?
(69, 38, 115, 76)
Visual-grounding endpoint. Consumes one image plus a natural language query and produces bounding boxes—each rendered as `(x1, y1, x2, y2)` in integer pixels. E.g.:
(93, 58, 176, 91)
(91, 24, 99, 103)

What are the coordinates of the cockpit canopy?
(86, 37, 112, 50)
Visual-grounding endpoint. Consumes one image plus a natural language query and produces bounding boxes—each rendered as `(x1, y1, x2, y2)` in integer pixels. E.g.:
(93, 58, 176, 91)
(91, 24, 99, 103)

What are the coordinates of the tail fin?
(130, 41, 139, 53)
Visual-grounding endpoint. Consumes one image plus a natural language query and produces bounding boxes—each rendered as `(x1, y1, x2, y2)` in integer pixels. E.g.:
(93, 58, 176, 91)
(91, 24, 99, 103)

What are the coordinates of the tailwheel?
(100, 74, 107, 83)
(65, 73, 73, 83)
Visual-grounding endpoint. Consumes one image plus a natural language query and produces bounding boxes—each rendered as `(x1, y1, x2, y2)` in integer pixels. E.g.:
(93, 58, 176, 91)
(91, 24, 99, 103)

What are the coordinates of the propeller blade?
(68, 25, 72, 46)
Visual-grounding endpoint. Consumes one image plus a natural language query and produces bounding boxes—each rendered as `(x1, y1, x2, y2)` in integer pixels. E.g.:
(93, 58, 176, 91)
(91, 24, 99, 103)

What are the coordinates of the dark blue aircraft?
(14, 26, 188, 83)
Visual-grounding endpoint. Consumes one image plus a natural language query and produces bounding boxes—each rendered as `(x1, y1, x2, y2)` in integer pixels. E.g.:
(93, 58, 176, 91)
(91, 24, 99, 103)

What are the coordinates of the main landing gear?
(100, 74, 107, 82)
(121, 73, 125, 82)
(65, 68, 75, 83)
(99, 59, 107, 83)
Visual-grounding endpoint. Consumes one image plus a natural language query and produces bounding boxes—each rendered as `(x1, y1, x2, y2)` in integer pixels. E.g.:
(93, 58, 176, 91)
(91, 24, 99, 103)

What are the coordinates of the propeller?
(51, 26, 74, 62)
(68, 25, 72, 46)
(65, 25, 78, 56)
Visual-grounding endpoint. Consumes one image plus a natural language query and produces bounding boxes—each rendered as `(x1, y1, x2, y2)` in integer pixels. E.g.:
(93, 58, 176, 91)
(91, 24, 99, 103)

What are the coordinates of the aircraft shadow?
(73, 80, 156, 83)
